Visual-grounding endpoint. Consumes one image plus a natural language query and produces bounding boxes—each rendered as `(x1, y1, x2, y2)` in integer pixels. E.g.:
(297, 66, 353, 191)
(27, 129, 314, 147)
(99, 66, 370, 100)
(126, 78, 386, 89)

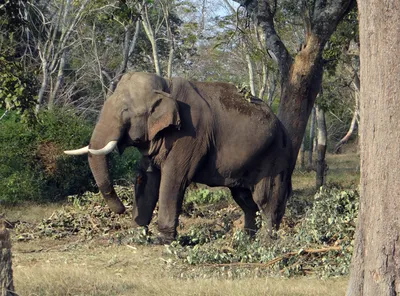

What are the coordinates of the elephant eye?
(150, 98, 162, 114)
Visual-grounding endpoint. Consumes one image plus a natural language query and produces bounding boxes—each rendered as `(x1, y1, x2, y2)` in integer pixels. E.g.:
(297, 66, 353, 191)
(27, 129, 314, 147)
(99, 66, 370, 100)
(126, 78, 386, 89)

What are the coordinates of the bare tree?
(102, 3, 141, 94)
(139, 0, 162, 76)
(347, 1, 400, 295)
(160, 0, 176, 78)
(31, 0, 90, 112)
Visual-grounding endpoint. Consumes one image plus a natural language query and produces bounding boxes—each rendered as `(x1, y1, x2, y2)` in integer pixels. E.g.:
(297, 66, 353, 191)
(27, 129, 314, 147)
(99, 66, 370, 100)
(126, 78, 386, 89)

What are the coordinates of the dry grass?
(12, 243, 348, 296)
(293, 152, 359, 195)
(1, 202, 64, 224)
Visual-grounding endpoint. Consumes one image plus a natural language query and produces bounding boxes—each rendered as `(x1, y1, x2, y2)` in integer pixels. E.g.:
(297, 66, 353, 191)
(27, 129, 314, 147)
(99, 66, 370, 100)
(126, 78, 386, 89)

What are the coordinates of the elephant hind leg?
(229, 187, 259, 237)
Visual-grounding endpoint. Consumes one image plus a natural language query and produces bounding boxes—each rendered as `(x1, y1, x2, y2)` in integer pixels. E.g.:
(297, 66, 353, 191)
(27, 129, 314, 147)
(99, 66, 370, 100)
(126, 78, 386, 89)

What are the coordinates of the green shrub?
(0, 56, 38, 124)
(185, 188, 229, 205)
(295, 186, 358, 246)
(168, 185, 359, 278)
(0, 109, 141, 204)
(109, 147, 142, 185)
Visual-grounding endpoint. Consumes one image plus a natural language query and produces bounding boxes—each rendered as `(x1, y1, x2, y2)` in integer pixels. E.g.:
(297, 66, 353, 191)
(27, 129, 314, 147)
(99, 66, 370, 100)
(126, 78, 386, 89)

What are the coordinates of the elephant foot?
(153, 233, 175, 245)
(132, 218, 149, 229)
(244, 227, 258, 239)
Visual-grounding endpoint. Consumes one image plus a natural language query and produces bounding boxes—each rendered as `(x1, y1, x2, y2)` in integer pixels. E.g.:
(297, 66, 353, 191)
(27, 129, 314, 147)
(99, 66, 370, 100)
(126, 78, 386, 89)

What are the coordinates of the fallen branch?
(200, 246, 342, 268)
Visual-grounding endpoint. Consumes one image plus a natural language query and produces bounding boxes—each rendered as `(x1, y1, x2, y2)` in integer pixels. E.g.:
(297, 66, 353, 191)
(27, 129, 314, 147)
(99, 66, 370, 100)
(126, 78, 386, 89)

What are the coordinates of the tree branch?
(311, 0, 356, 40)
(199, 246, 342, 269)
(235, 0, 292, 83)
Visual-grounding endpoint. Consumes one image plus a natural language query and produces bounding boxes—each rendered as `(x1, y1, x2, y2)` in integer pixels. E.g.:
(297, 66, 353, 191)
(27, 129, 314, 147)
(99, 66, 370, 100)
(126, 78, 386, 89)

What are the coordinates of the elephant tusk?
(64, 145, 89, 155)
(88, 140, 118, 155)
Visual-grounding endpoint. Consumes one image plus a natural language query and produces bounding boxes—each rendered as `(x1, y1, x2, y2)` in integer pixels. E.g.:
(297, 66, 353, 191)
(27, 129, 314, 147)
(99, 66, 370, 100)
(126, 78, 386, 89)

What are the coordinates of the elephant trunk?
(88, 153, 125, 214)
(88, 111, 126, 214)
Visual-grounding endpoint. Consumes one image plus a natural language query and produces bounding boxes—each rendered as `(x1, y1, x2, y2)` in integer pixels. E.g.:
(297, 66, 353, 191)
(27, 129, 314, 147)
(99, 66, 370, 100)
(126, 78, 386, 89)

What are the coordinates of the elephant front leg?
(229, 187, 259, 237)
(132, 163, 161, 228)
(155, 170, 187, 244)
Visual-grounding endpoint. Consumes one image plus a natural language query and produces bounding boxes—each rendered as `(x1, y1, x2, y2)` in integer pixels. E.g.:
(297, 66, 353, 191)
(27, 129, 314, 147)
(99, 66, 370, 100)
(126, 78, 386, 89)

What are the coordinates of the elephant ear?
(148, 90, 181, 141)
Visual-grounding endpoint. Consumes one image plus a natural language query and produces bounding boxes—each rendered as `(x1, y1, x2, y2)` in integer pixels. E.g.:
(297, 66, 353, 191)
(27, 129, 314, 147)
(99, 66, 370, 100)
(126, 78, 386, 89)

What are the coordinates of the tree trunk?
(149, 34, 161, 75)
(141, 3, 162, 76)
(128, 21, 141, 58)
(48, 49, 67, 109)
(162, 2, 175, 79)
(0, 220, 15, 296)
(315, 105, 327, 188)
(308, 106, 316, 169)
(277, 34, 324, 163)
(246, 53, 256, 96)
(266, 72, 276, 106)
(166, 43, 174, 79)
(36, 60, 49, 113)
(347, 1, 400, 295)
(307, 107, 316, 169)
(258, 63, 268, 99)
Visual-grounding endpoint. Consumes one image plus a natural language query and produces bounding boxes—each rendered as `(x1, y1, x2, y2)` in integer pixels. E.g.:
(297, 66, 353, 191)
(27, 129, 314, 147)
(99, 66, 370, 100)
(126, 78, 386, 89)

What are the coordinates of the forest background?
(0, 0, 359, 204)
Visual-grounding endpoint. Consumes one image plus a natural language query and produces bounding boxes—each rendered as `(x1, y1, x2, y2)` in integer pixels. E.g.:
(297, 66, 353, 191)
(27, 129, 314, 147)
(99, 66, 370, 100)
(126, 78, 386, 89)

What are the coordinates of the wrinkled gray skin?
(82, 72, 293, 243)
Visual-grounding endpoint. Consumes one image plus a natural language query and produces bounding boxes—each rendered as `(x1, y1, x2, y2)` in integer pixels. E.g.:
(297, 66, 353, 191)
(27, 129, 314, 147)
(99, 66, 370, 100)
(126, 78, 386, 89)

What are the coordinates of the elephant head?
(64, 73, 180, 213)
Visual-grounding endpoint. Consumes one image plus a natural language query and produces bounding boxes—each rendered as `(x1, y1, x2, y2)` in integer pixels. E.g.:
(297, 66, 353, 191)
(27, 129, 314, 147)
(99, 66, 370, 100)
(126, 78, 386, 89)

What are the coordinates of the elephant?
(64, 72, 293, 243)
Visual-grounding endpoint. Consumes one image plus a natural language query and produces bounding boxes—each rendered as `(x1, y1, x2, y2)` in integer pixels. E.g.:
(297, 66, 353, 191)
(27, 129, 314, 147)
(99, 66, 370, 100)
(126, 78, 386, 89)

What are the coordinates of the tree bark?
(347, 1, 400, 295)
(0, 220, 15, 296)
(315, 105, 327, 188)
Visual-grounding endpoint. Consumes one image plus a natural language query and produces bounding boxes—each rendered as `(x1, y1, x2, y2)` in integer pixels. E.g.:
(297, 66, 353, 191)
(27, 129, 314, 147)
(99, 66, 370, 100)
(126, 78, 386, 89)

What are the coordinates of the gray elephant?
(65, 72, 293, 243)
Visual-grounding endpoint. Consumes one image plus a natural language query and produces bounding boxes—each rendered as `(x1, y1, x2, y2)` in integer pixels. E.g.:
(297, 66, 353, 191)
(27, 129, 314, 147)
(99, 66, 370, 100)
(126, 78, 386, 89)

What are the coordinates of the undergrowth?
(0, 109, 141, 204)
(169, 185, 358, 278)
(13, 184, 358, 278)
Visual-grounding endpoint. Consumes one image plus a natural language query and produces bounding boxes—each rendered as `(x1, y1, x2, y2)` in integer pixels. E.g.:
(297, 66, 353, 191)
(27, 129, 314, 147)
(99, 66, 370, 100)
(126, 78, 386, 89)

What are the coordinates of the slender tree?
(315, 104, 327, 188)
(347, 1, 400, 295)
(308, 106, 316, 169)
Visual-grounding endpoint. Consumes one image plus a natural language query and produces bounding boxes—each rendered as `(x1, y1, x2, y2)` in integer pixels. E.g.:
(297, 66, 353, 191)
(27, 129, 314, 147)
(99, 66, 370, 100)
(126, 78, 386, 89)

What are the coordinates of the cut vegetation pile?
(12, 184, 358, 278)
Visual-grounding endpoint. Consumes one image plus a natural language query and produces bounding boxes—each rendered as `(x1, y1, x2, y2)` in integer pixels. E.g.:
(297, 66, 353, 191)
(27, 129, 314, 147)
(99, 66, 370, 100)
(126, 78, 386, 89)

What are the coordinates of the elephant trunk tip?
(105, 196, 126, 214)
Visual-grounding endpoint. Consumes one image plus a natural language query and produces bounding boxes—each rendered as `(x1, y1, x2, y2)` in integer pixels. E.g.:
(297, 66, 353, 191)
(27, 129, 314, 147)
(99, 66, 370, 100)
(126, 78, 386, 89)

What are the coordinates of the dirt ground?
(10, 237, 348, 296)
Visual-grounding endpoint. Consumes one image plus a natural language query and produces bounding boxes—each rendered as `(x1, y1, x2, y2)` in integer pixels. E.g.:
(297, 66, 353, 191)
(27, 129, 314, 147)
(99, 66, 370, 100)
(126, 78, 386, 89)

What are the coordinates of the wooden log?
(0, 219, 15, 296)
